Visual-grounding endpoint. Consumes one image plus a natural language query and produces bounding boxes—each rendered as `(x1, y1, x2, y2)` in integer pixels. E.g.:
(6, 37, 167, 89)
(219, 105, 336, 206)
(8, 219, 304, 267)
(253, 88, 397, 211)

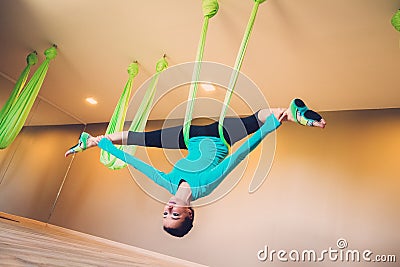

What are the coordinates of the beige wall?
(0, 124, 84, 221)
(1, 109, 399, 266)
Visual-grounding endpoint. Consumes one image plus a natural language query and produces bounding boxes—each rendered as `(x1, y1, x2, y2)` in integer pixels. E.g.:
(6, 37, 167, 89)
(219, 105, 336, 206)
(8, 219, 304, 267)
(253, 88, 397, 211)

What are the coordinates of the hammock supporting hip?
(100, 56, 168, 170)
(0, 46, 57, 149)
(183, 0, 266, 149)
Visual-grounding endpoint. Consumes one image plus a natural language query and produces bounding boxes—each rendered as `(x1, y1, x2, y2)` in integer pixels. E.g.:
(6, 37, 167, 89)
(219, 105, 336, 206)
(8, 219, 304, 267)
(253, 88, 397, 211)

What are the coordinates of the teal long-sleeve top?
(98, 114, 280, 201)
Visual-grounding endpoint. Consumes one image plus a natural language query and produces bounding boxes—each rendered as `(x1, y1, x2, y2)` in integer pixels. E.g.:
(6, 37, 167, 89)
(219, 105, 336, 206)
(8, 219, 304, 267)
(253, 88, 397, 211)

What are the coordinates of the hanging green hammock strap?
(103, 62, 139, 141)
(100, 61, 138, 170)
(100, 56, 168, 170)
(0, 52, 38, 121)
(127, 56, 168, 133)
(182, 0, 219, 148)
(0, 46, 57, 149)
(392, 9, 400, 32)
(218, 0, 266, 149)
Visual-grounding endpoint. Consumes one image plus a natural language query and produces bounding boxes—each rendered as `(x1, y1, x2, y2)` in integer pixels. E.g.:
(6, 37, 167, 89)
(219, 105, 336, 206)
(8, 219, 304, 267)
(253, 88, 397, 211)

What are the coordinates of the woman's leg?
(185, 110, 274, 146)
(76, 110, 279, 153)
(86, 126, 186, 149)
(127, 125, 186, 149)
(221, 108, 286, 145)
(66, 100, 326, 156)
(191, 104, 325, 146)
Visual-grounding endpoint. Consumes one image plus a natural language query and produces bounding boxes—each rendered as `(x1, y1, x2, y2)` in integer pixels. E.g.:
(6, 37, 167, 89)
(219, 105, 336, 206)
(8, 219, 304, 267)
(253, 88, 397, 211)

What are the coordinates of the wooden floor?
(0, 213, 206, 267)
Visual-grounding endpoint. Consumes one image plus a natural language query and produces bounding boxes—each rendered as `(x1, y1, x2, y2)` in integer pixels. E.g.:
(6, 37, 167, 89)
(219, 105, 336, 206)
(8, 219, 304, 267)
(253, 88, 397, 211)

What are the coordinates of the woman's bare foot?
(268, 108, 287, 122)
(258, 108, 286, 124)
(89, 135, 105, 146)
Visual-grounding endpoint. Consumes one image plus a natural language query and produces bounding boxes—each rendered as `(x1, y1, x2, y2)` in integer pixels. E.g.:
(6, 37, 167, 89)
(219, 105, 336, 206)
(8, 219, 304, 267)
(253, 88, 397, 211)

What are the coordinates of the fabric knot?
(202, 0, 219, 18)
(127, 62, 139, 78)
(44, 46, 57, 60)
(26, 52, 38, 66)
(392, 9, 400, 32)
(156, 57, 168, 72)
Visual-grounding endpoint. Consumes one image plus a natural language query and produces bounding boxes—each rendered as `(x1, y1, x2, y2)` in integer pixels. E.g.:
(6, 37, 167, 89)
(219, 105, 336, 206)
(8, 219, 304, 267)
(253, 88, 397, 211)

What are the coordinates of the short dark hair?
(163, 208, 194, 238)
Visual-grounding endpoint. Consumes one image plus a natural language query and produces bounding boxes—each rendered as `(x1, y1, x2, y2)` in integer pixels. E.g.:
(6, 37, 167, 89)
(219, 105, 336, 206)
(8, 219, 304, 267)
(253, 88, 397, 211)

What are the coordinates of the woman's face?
(162, 197, 192, 229)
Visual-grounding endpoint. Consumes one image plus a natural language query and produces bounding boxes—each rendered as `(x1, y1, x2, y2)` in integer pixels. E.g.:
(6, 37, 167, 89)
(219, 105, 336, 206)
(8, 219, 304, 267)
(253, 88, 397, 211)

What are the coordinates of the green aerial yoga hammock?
(0, 52, 38, 124)
(100, 56, 168, 170)
(183, 0, 219, 148)
(183, 0, 266, 149)
(392, 9, 400, 32)
(0, 46, 57, 149)
(218, 0, 266, 148)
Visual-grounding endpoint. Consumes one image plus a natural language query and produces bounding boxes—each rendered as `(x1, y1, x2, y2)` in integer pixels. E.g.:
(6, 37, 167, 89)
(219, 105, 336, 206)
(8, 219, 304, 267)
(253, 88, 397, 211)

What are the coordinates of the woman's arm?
(98, 138, 176, 194)
(208, 114, 281, 186)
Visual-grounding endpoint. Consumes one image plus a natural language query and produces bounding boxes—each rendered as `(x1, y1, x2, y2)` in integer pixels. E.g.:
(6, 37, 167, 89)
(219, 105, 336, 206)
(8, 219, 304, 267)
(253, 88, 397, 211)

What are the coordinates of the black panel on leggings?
(127, 111, 263, 149)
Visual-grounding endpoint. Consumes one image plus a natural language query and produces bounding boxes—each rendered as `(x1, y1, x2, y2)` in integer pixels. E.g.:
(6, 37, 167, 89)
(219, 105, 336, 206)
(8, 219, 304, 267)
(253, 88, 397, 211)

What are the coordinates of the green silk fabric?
(218, 0, 264, 148)
(202, 0, 219, 18)
(183, 0, 219, 148)
(0, 46, 57, 149)
(100, 57, 168, 170)
(392, 9, 400, 32)
(182, 0, 265, 149)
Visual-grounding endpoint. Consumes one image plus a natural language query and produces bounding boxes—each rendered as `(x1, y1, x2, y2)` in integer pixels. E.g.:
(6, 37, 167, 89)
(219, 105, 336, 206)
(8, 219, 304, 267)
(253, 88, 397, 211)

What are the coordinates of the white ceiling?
(1, 0, 400, 126)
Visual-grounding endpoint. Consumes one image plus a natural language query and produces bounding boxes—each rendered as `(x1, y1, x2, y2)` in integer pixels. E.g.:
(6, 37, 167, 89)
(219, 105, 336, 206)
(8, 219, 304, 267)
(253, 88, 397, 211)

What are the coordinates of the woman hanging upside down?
(65, 99, 326, 238)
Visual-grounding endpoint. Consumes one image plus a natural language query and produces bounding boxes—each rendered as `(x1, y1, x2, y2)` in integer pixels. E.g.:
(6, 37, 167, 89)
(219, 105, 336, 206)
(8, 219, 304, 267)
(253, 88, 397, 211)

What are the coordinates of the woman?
(66, 99, 326, 237)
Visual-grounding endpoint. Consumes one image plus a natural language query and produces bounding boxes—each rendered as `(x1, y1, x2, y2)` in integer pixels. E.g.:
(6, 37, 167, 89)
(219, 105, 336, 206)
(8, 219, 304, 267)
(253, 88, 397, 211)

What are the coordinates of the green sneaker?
(290, 98, 323, 126)
(65, 132, 90, 157)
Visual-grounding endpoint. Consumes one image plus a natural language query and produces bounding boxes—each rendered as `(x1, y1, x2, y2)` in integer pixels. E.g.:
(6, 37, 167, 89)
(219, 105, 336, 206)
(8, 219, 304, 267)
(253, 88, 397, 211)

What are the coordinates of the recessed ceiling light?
(201, 83, 216, 92)
(86, 97, 98, 105)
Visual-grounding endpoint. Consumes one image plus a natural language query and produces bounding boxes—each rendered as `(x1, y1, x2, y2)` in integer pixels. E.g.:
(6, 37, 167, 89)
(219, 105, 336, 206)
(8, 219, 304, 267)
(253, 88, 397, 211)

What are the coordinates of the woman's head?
(162, 197, 194, 237)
